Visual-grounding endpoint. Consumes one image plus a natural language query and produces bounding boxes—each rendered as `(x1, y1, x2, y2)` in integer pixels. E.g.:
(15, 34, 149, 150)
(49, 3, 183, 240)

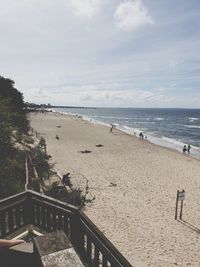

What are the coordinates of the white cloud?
(193, 98, 200, 104)
(78, 88, 174, 107)
(64, 0, 101, 19)
(114, 0, 153, 31)
(43, 86, 169, 106)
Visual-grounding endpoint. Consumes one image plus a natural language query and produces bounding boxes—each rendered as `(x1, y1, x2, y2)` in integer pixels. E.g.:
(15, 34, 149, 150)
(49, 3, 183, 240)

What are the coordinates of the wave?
(92, 115, 131, 120)
(184, 125, 200, 129)
(121, 125, 146, 132)
(132, 121, 155, 124)
(154, 117, 164, 121)
(119, 126, 200, 157)
(188, 117, 199, 122)
(161, 136, 184, 147)
(52, 108, 200, 159)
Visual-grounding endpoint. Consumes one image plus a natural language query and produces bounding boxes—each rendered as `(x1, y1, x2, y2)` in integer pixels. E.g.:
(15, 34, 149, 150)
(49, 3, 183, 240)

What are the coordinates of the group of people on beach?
(183, 144, 191, 154)
(109, 124, 192, 156)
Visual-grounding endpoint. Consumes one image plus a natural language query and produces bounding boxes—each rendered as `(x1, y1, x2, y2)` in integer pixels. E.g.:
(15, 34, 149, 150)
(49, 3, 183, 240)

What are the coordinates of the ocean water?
(52, 107, 200, 159)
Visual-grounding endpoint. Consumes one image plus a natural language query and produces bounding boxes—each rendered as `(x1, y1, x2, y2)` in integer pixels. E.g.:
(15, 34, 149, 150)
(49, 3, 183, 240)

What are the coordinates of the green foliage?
(38, 137, 46, 153)
(0, 151, 26, 198)
(0, 76, 28, 133)
(46, 186, 84, 207)
(0, 76, 53, 199)
(28, 144, 52, 180)
(0, 76, 29, 199)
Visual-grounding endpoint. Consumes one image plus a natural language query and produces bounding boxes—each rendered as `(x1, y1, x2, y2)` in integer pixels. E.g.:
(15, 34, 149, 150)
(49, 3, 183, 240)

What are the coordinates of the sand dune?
(30, 112, 200, 267)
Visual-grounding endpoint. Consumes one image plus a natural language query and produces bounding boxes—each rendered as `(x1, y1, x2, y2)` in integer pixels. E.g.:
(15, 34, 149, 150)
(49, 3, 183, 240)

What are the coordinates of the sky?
(0, 0, 200, 108)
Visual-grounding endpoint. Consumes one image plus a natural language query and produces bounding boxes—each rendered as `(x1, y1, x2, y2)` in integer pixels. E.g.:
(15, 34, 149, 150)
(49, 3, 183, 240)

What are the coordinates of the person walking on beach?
(139, 132, 144, 139)
(187, 144, 191, 154)
(183, 145, 187, 153)
(110, 124, 114, 133)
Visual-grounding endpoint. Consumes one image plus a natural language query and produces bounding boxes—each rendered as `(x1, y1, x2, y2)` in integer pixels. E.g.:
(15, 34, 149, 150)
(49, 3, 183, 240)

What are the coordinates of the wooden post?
(175, 190, 179, 220)
(25, 157, 28, 191)
(175, 189, 185, 220)
(180, 189, 185, 220)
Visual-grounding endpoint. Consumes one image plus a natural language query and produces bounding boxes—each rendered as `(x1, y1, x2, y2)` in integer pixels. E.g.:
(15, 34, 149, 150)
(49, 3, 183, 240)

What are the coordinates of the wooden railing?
(0, 191, 27, 237)
(0, 190, 133, 267)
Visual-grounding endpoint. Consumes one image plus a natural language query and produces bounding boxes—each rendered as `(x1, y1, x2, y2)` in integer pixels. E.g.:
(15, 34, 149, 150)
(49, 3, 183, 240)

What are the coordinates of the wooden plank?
(94, 246, 100, 266)
(35, 203, 41, 227)
(41, 205, 46, 229)
(46, 209, 52, 232)
(102, 255, 108, 267)
(0, 191, 27, 211)
(58, 213, 63, 230)
(80, 221, 126, 267)
(87, 236, 92, 263)
(8, 208, 14, 233)
(0, 211, 6, 237)
(64, 214, 70, 236)
(52, 211, 57, 231)
(15, 207, 20, 228)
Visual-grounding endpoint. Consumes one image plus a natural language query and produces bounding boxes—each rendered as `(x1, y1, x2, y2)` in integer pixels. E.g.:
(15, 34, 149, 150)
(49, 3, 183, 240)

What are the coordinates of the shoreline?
(29, 111, 200, 267)
(50, 109, 200, 161)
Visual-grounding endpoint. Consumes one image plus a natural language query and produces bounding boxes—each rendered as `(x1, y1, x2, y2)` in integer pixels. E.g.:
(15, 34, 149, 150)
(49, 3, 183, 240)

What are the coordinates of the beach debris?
(95, 144, 103, 147)
(78, 149, 92, 154)
(55, 135, 59, 140)
(109, 182, 117, 187)
(56, 125, 61, 128)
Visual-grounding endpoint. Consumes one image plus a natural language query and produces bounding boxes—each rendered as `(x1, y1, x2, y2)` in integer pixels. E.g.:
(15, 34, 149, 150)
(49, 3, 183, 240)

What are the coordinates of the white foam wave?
(184, 125, 200, 129)
(155, 117, 164, 121)
(188, 117, 199, 122)
(95, 115, 131, 120)
(119, 126, 147, 137)
(161, 136, 184, 147)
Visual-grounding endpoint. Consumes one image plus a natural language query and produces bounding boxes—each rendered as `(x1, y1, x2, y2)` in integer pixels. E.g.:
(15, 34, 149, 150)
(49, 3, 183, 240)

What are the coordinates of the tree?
(0, 76, 28, 198)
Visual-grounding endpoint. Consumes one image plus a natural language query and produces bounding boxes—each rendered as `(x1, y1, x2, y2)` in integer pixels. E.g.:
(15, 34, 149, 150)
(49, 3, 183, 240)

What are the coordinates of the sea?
(52, 107, 200, 159)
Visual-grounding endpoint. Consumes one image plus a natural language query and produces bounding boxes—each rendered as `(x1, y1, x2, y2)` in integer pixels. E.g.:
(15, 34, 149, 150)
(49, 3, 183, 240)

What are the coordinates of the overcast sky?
(1, 0, 200, 108)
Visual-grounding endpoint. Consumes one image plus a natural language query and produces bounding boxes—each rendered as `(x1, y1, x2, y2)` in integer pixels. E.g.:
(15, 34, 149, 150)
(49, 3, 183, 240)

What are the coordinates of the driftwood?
(78, 150, 92, 154)
(109, 182, 117, 187)
(95, 144, 103, 147)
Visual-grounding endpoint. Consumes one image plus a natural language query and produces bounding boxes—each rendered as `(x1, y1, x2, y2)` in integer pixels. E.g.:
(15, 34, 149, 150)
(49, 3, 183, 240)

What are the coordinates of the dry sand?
(29, 112, 200, 267)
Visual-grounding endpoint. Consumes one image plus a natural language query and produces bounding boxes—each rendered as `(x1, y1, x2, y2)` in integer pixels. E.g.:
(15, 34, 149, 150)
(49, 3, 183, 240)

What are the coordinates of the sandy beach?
(29, 112, 200, 267)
